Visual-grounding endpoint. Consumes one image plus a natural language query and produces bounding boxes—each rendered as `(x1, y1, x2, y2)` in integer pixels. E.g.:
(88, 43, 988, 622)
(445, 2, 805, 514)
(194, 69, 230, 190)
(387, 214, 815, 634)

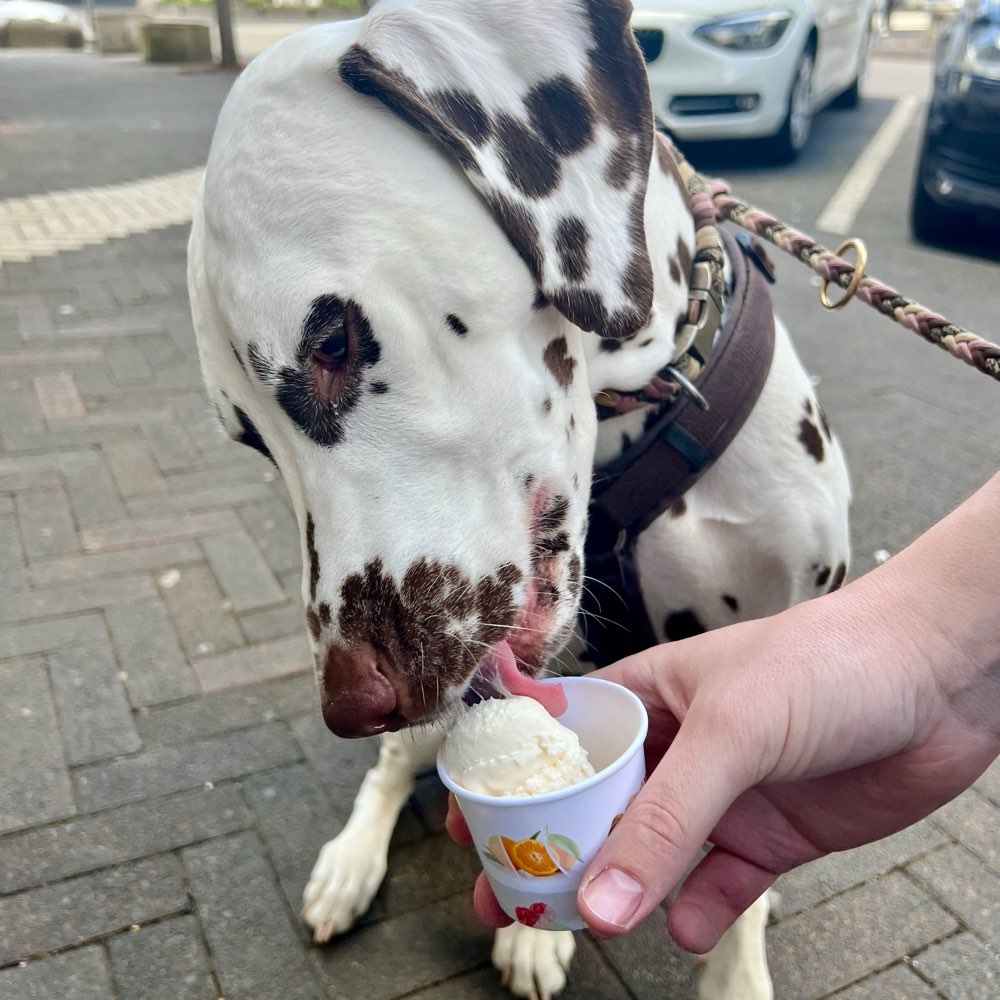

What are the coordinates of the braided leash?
(670, 148, 1000, 384)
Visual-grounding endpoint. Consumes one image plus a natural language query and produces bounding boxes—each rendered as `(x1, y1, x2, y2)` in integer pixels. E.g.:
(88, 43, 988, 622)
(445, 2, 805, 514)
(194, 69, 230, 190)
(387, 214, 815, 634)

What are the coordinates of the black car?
(911, 0, 1000, 243)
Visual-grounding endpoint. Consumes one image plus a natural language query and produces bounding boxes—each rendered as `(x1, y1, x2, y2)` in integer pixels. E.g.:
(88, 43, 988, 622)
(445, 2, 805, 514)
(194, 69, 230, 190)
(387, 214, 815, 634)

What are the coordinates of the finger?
(473, 872, 513, 927)
(667, 846, 779, 954)
(577, 704, 751, 937)
(445, 793, 473, 845)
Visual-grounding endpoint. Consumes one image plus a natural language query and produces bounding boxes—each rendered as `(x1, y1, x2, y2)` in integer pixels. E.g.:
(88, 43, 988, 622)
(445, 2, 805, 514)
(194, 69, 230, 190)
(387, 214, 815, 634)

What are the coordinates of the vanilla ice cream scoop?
(442, 696, 595, 797)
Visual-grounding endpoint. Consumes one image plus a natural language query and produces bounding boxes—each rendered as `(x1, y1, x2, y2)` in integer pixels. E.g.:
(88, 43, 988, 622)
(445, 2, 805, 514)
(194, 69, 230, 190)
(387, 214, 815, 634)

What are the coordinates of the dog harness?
(581, 225, 777, 667)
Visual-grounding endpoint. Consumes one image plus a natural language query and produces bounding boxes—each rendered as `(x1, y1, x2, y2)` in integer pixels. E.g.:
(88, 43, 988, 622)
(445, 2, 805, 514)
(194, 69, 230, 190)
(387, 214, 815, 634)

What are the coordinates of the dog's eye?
(312, 333, 348, 370)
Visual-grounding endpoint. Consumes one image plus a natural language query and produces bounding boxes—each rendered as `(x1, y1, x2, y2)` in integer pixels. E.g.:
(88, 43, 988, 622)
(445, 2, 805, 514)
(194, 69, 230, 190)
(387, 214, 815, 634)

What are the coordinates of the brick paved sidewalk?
(1, 53, 998, 1000)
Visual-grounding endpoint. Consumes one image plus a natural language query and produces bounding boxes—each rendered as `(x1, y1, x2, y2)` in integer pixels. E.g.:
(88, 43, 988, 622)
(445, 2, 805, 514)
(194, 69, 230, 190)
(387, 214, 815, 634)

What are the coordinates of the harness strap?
(581, 228, 777, 665)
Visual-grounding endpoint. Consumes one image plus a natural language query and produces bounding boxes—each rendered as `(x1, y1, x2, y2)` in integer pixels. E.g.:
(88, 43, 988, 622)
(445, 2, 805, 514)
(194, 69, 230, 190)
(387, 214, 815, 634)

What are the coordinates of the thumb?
(577, 704, 751, 939)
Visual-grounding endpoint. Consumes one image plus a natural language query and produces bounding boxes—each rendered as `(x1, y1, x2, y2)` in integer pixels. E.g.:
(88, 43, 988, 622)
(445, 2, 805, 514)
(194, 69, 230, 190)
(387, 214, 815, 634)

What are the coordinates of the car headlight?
(957, 17, 1000, 81)
(694, 10, 792, 51)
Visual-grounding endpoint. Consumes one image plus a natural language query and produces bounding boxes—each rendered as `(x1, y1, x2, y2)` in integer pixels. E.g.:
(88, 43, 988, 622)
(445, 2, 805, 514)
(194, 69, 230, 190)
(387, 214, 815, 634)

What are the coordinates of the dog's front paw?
(301, 832, 387, 942)
(492, 924, 576, 1000)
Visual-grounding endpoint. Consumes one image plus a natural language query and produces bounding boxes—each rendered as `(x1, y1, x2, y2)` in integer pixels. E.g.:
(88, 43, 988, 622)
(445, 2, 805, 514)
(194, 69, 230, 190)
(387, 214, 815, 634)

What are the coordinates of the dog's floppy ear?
(339, 0, 654, 340)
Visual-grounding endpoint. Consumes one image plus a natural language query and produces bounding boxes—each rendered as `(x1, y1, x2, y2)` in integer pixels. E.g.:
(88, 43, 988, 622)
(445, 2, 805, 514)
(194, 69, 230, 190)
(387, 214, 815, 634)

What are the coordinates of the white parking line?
(815, 95, 922, 236)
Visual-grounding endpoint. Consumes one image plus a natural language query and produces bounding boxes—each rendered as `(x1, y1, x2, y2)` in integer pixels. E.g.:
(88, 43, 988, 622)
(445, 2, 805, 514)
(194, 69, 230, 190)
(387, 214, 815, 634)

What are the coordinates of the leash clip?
(675, 260, 724, 363)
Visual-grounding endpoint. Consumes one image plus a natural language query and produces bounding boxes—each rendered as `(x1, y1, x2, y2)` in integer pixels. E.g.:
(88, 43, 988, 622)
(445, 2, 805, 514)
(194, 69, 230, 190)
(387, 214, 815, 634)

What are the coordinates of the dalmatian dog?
(188, 1, 850, 997)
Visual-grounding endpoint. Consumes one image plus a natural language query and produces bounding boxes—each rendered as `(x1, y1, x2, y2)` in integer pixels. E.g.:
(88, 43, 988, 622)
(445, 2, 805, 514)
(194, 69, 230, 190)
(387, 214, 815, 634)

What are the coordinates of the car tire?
(910, 170, 955, 244)
(763, 47, 815, 162)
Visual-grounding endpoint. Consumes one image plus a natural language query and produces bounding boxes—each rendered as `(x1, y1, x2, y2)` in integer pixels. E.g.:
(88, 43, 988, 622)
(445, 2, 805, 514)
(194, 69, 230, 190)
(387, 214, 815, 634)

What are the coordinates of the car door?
(809, 0, 867, 102)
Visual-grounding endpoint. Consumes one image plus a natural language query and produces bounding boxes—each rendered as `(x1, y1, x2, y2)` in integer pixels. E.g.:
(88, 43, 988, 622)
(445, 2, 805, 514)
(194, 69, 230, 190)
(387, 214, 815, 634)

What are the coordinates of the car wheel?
(910, 169, 955, 244)
(763, 47, 815, 162)
(833, 24, 871, 109)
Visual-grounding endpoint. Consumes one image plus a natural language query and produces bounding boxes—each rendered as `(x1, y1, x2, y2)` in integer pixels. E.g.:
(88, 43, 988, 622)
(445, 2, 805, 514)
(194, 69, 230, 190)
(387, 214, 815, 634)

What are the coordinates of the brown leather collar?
(580, 227, 777, 666)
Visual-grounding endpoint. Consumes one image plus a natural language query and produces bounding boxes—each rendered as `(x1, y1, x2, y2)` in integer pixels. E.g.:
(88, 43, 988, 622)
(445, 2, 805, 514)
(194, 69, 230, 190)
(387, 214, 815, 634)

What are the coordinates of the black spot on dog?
(233, 405, 275, 466)
(670, 497, 687, 517)
(431, 89, 493, 145)
(664, 609, 707, 641)
(669, 255, 682, 285)
(523, 473, 536, 492)
(231, 343, 248, 374)
(533, 289, 549, 311)
(599, 337, 623, 353)
(489, 194, 543, 282)
(494, 113, 560, 199)
(639, 338, 653, 348)
(543, 397, 553, 413)
(555, 217, 590, 282)
(799, 418, 825, 463)
(306, 512, 320, 603)
(804, 398, 814, 416)
(815, 565, 831, 588)
(722, 594, 739, 613)
(604, 136, 636, 189)
(829, 562, 847, 592)
(526, 75, 593, 156)
(247, 341, 275, 382)
(543, 336, 577, 389)
(370, 381, 389, 394)
(446, 314, 468, 337)
(318, 602, 331, 626)
(306, 606, 321, 641)
(620, 432, 633, 451)
(675, 236, 693, 285)
(275, 296, 381, 448)
(818, 405, 833, 442)
(569, 414, 576, 430)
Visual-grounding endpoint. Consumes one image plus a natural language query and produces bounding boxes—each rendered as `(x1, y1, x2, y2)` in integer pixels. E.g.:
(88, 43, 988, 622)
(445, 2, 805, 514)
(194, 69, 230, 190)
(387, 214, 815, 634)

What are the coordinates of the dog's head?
(189, 0, 680, 736)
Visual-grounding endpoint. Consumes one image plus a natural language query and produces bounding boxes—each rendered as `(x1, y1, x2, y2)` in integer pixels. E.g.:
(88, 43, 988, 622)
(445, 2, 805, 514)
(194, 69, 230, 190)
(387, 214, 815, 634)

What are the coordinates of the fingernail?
(581, 868, 644, 927)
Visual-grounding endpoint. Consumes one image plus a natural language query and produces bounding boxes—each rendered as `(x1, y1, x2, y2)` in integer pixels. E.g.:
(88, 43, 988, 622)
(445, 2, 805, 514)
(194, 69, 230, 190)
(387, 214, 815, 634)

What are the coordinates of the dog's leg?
(695, 892, 773, 1000)
(492, 923, 576, 1000)
(301, 725, 443, 941)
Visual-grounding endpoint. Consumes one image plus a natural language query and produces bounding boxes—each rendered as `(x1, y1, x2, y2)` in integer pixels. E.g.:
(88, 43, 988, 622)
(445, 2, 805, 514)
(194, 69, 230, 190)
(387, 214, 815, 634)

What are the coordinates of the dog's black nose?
(320, 643, 405, 737)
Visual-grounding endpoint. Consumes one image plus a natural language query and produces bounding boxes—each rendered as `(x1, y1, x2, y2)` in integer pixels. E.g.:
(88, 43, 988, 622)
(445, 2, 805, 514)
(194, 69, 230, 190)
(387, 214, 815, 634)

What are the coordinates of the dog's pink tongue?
(487, 641, 567, 717)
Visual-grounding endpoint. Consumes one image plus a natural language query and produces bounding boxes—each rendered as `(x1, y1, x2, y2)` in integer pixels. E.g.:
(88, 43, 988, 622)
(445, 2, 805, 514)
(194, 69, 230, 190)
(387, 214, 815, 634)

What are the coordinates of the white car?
(631, 1, 880, 159)
(0, 0, 93, 48)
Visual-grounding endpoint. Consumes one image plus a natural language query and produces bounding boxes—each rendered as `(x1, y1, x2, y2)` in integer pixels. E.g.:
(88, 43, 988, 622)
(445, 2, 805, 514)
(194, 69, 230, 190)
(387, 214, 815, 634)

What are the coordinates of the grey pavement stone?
(135, 673, 315, 747)
(239, 598, 305, 643)
(311, 893, 495, 1000)
(0, 784, 250, 894)
(238, 498, 301, 576)
(79, 509, 242, 552)
(0, 855, 188, 965)
(975, 758, 1000, 807)
(28, 539, 202, 587)
(383, 832, 483, 917)
(1, 611, 104, 660)
(0, 657, 75, 834)
(15, 484, 78, 559)
(106, 598, 199, 706)
(48, 634, 141, 765)
(158, 562, 246, 658)
(184, 831, 323, 1000)
(929, 790, 999, 872)
(0, 946, 114, 1000)
(102, 439, 169, 498)
(910, 932, 1000, 1000)
(201, 530, 285, 612)
(0, 380, 45, 437)
(0, 572, 157, 624)
(829, 962, 939, 999)
(107, 915, 217, 1000)
(141, 418, 205, 472)
(908, 843, 999, 950)
(169, 479, 277, 510)
(33, 371, 85, 421)
(59, 451, 126, 526)
(167, 460, 274, 496)
(191, 632, 312, 692)
(105, 342, 152, 385)
(777, 820, 949, 915)
(768, 872, 958, 999)
(74, 723, 302, 812)
(0, 514, 26, 593)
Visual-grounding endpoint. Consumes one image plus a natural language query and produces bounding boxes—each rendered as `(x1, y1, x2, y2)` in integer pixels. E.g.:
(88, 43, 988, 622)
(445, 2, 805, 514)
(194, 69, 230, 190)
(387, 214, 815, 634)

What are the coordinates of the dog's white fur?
(189, 3, 850, 998)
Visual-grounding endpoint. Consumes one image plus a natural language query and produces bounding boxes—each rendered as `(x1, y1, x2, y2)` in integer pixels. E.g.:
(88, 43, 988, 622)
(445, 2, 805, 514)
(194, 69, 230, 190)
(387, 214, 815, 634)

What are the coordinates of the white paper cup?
(438, 676, 648, 931)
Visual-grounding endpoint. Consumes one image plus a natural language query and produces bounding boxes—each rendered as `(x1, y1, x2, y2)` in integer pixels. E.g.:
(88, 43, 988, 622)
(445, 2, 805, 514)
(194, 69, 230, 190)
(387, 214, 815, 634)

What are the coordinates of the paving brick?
(829, 962, 938, 999)
(105, 342, 152, 384)
(184, 831, 323, 1000)
(768, 872, 958, 999)
(908, 843, 999, 950)
(237, 498, 301, 575)
(777, 820, 949, 914)
(80, 509, 241, 552)
(106, 598, 199, 706)
(311, 893, 496, 999)
(0, 946, 114, 1000)
(108, 915, 217, 1000)
(141, 418, 205, 472)
(191, 633, 312, 693)
(0, 657, 75, 834)
(201, 530, 285, 612)
(170, 479, 276, 510)
(48, 633, 140, 765)
(0, 855, 188, 965)
(243, 763, 345, 916)
(33, 371, 85, 421)
(28, 539, 201, 587)
(59, 451, 127, 526)
(929, 790, 999, 871)
(102, 439, 168, 498)
(157, 562, 245, 658)
(239, 599, 305, 643)
(0, 379, 44, 436)
(910, 932, 1000, 1000)
(0, 572, 157, 624)
(74, 723, 302, 812)
(0, 514, 26, 593)
(135, 673, 315, 747)
(15, 484, 78, 559)
(0, 494, 15, 516)
(1, 611, 104, 659)
(0, 784, 250, 893)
